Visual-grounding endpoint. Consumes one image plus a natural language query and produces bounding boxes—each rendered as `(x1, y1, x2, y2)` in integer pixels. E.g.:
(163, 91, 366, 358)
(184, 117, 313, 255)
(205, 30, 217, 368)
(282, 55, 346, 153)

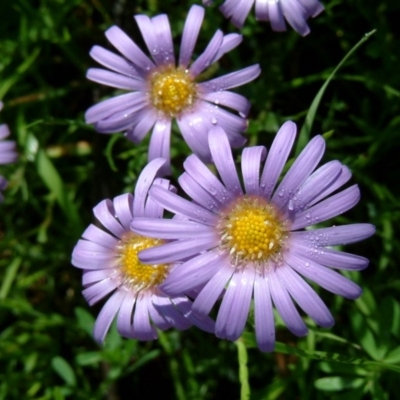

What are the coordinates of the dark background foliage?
(0, 0, 399, 399)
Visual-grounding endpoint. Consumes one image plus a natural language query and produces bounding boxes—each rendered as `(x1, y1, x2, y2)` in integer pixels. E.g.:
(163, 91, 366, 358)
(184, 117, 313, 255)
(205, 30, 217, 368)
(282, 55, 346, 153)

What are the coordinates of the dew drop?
(211, 117, 218, 125)
(305, 213, 311, 219)
(288, 200, 294, 211)
(305, 262, 310, 267)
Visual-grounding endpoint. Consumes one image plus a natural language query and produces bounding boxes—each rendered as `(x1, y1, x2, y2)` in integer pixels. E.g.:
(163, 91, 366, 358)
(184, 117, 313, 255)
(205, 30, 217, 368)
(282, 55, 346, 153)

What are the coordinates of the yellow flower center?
(148, 66, 197, 117)
(218, 196, 289, 266)
(117, 232, 168, 290)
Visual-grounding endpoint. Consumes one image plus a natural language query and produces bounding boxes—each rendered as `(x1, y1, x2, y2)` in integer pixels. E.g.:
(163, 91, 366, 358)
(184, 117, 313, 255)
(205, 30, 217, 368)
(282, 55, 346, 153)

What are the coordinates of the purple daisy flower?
(204, 0, 324, 36)
(85, 5, 260, 174)
(0, 102, 18, 203)
(131, 122, 375, 352)
(71, 159, 214, 343)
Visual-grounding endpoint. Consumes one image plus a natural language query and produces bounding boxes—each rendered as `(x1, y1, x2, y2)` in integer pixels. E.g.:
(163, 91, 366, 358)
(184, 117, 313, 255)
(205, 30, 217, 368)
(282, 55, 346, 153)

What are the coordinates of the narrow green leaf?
(315, 376, 364, 391)
(295, 29, 376, 154)
(35, 148, 81, 231)
(51, 356, 76, 387)
(0, 257, 22, 300)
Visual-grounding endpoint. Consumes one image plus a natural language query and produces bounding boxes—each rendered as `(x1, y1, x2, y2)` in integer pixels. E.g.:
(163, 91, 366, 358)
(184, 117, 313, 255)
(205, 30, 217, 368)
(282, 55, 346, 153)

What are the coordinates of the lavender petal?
(148, 119, 172, 175)
(132, 293, 158, 340)
(139, 236, 217, 264)
(86, 68, 145, 91)
(93, 199, 125, 238)
(291, 223, 376, 246)
(215, 266, 255, 341)
(199, 64, 261, 92)
(254, 275, 275, 352)
(148, 185, 218, 225)
(292, 185, 361, 230)
(89, 45, 141, 78)
(161, 251, 226, 295)
(277, 265, 334, 327)
(179, 5, 205, 68)
(285, 251, 362, 299)
(268, 269, 308, 336)
(189, 30, 223, 78)
(209, 127, 243, 196)
(273, 135, 325, 210)
(105, 26, 154, 75)
(116, 291, 136, 338)
(192, 261, 234, 316)
(133, 158, 166, 218)
(260, 121, 297, 199)
(93, 290, 125, 343)
(242, 146, 267, 195)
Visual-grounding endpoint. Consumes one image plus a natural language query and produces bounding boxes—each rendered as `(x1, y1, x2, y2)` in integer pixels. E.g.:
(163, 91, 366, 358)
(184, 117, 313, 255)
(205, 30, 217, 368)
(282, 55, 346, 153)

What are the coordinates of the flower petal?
(148, 185, 218, 225)
(242, 146, 267, 195)
(132, 292, 158, 340)
(192, 261, 234, 316)
(179, 5, 205, 68)
(277, 265, 334, 327)
(292, 185, 361, 230)
(105, 26, 154, 75)
(184, 154, 235, 203)
(254, 275, 275, 352)
(285, 251, 362, 299)
(220, 0, 254, 28)
(260, 121, 297, 199)
(215, 266, 255, 341)
(89, 45, 141, 78)
(161, 251, 226, 295)
(117, 291, 136, 337)
(209, 127, 243, 196)
(273, 135, 325, 210)
(132, 218, 213, 239)
(268, 269, 308, 336)
(93, 290, 126, 343)
(291, 223, 376, 246)
(199, 64, 261, 92)
(139, 236, 217, 264)
(93, 199, 125, 238)
(133, 158, 167, 218)
(189, 30, 223, 78)
(148, 119, 172, 175)
(86, 68, 145, 91)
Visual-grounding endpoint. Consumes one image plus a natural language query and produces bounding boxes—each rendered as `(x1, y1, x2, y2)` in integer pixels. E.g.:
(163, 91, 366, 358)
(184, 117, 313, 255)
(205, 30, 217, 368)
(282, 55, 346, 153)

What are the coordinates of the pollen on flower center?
(218, 196, 289, 266)
(148, 67, 197, 116)
(117, 232, 168, 290)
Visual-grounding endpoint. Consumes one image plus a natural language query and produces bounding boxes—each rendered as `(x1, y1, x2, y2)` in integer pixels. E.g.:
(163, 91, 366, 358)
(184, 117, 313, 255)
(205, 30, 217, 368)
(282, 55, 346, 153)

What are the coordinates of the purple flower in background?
(204, 0, 324, 36)
(132, 122, 375, 352)
(71, 159, 214, 343)
(0, 102, 18, 203)
(86, 5, 260, 174)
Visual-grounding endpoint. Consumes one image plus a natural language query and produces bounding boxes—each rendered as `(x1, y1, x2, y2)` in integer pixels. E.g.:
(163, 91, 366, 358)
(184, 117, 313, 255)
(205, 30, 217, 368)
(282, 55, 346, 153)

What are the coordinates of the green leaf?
(75, 352, 102, 366)
(295, 29, 377, 154)
(314, 376, 364, 391)
(74, 307, 95, 337)
(51, 356, 76, 387)
(383, 346, 400, 364)
(0, 257, 22, 300)
(35, 147, 82, 232)
(240, 332, 400, 373)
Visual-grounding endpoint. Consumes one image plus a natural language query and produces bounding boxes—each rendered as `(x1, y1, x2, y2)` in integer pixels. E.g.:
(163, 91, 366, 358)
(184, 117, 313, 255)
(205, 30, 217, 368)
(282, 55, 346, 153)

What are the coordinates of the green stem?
(236, 339, 250, 400)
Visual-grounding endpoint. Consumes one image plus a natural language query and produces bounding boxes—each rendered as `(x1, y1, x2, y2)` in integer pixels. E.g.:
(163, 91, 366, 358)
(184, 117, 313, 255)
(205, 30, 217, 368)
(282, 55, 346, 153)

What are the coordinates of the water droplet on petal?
(211, 117, 218, 125)
(288, 200, 294, 211)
